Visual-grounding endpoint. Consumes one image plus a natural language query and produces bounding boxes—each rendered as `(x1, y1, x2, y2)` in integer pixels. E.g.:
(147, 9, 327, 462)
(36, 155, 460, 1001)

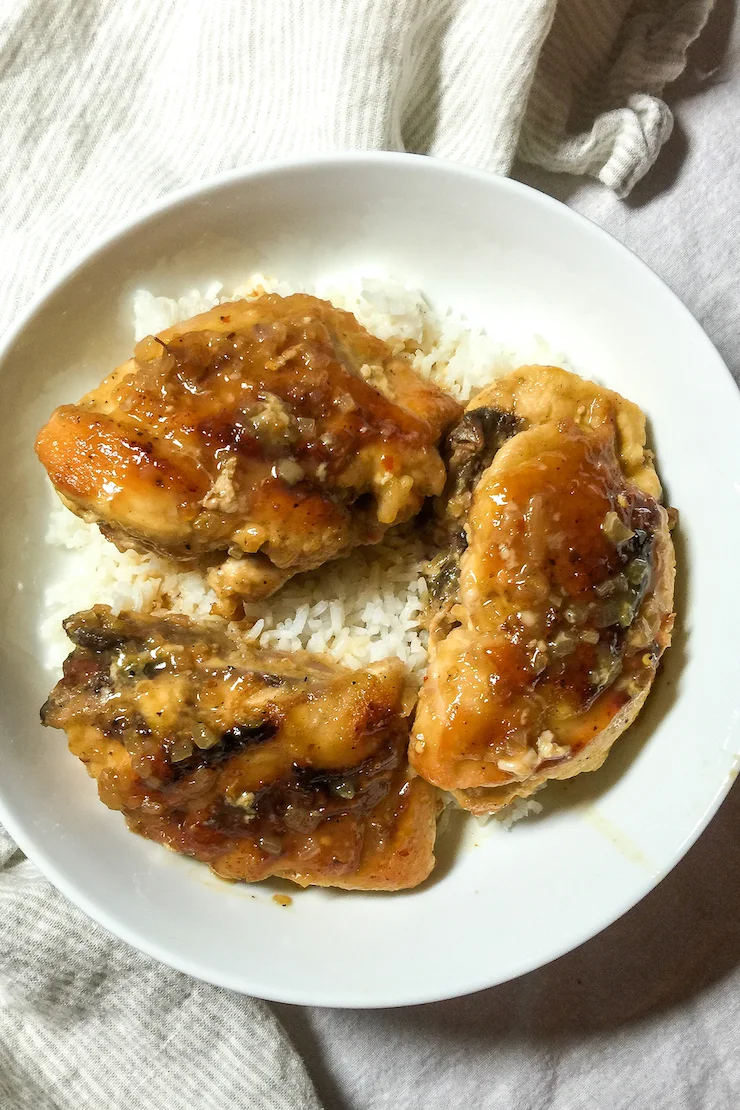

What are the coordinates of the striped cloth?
(0, 1, 712, 1107)
(0, 0, 712, 337)
(0, 828, 323, 1110)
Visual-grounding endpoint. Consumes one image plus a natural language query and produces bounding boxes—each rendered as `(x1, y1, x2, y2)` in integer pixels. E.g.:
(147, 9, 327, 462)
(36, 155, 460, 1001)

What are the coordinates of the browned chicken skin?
(35, 293, 461, 606)
(412, 366, 676, 812)
(42, 606, 438, 889)
(38, 300, 675, 866)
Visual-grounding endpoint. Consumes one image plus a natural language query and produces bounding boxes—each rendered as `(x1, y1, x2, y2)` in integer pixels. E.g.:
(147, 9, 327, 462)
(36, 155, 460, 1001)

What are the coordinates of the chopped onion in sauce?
(601, 510, 635, 545)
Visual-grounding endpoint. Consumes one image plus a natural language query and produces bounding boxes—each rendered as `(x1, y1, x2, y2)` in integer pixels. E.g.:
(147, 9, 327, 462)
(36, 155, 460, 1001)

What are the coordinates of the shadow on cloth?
(275, 775, 740, 1109)
(393, 775, 740, 1035)
(625, 0, 734, 207)
(272, 535, 716, 1106)
(514, 0, 734, 207)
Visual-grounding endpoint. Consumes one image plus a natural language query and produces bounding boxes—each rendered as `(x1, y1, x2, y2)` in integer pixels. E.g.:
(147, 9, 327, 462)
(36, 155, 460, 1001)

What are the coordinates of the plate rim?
(2, 150, 739, 1008)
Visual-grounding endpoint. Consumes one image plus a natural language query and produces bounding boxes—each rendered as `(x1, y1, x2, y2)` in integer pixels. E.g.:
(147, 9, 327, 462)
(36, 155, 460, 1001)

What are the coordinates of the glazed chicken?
(36, 293, 461, 607)
(42, 606, 438, 889)
(412, 366, 675, 813)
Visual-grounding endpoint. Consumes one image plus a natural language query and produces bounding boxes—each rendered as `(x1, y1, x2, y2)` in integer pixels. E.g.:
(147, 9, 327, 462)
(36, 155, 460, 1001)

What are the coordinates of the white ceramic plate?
(1, 153, 738, 1008)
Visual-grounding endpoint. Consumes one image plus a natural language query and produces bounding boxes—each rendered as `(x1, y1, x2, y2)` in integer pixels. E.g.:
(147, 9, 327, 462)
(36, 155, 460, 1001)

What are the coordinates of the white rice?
(42, 505, 219, 668)
(486, 796, 544, 830)
(133, 273, 567, 401)
(42, 272, 565, 826)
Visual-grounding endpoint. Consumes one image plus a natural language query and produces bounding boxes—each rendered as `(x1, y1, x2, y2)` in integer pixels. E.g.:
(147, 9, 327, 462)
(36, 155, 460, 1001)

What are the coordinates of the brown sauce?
(464, 424, 659, 752)
(41, 606, 418, 883)
(415, 420, 663, 785)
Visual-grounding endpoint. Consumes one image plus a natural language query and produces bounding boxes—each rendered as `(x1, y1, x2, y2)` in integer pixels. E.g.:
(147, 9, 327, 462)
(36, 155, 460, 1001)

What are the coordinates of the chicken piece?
(411, 365, 676, 813)
(35, 293, 461, 607)
(42, 606, 438, 889)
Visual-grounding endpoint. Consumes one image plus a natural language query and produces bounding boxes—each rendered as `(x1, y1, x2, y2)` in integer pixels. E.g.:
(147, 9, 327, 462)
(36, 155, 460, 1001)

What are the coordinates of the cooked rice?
(482, 795, 544, 830)
(133, 273, 568, 401)
(42, 272, 566, 827)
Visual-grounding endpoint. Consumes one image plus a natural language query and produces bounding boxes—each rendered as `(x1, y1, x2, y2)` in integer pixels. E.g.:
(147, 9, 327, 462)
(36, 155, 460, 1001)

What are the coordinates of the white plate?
(1, 153, 738, 1008)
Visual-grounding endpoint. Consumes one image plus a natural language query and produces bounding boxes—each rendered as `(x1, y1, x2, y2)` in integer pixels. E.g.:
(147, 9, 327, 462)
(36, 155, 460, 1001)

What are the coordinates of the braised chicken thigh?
(412, 366, 675, 812)
(42, 606, 438, 889)
(36, 269, 677, 881)
(36, 294, 461, 607)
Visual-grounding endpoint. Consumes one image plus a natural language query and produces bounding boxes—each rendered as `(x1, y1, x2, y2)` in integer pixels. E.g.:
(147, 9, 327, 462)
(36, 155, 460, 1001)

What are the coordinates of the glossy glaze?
(42, 607, 436, 888)
(36, 293, 461, 601)
(413, 414, 665, 792)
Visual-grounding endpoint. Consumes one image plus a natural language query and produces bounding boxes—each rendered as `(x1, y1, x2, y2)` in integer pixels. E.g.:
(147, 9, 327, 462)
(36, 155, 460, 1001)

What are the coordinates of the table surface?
(274, 7, 740, 1109)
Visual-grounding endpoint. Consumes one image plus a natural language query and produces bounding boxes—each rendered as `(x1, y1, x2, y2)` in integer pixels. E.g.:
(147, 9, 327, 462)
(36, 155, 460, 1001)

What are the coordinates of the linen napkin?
(0, 828, 323, 1110)
(0, 1, 712, 1107)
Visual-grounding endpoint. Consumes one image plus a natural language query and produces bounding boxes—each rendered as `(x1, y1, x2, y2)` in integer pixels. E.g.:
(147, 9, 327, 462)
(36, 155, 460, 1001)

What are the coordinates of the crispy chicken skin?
(42, 606, 438, 889)
(35, 293, 461, 606)
(412, 366, 676, 813)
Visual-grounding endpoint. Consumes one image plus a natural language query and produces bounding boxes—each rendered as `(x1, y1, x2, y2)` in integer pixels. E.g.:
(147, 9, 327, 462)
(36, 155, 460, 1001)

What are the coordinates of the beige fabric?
(0, 828, 323, 1110)
(0, 1, 715, 1107)
(0, 0, 711, 335)
(520, 0, 715, 193)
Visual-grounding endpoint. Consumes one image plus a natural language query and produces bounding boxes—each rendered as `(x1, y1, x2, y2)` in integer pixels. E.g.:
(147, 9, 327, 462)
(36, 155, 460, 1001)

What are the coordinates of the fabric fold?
(0, 828, 323, 1110)
(0, 0, 712, 334)
(0, 0, 713, 1105)
(518, 0, 714, 195)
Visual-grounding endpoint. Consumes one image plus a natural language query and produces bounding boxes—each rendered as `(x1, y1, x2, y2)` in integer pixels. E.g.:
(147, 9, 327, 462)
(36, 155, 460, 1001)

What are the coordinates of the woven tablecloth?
(2, 2, 736, 1107)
